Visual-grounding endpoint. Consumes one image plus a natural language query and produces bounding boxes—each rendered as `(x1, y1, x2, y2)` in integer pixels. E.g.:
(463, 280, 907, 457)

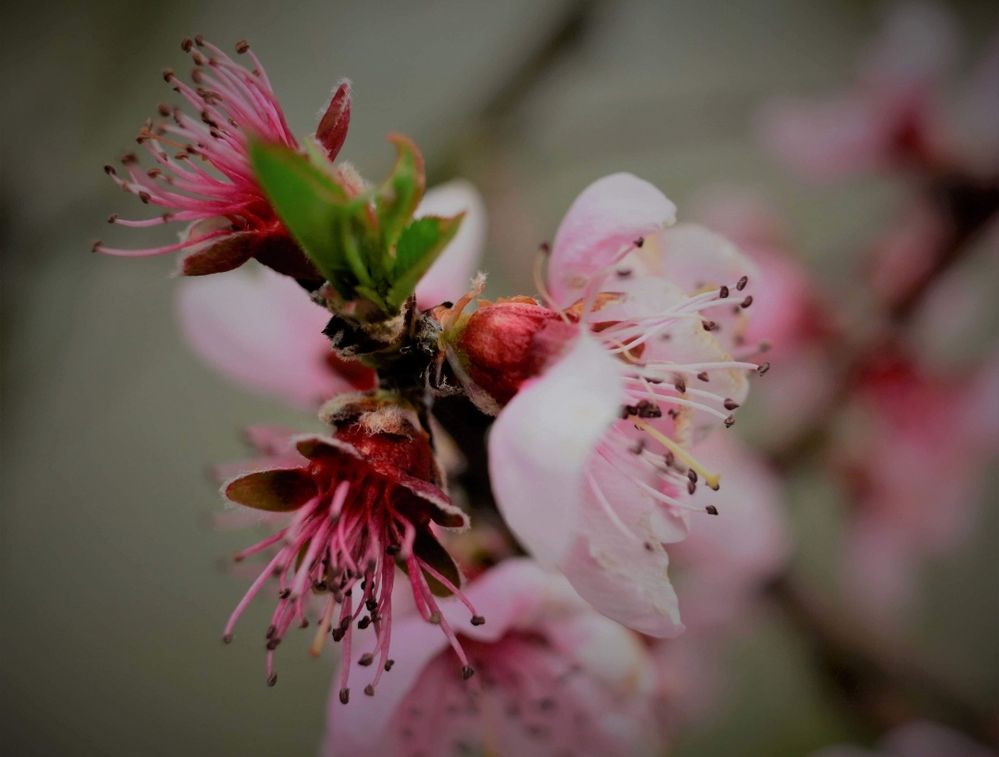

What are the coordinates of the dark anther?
(358, 616, 371, 630)
(299, 618, 310, 629)
(235, 39, 250, 54)
(278, 588, 291, 599)
(633, 237, 645, 248)
(705, 505, 719, 515)
(723, 398, 740, 410)
(620, 404, 635, 419)
(107, 214, 118, 224)
(687, 479, 696, 495)
(138, 191, 152, 204)
(194, 34, 205, 46)
(103, 164, 117, 175)
(471, 615, 486, 626)
(332, 628, 346, 642)
(162, 68, 175, 82)
(719, 285, 729, 298)
(266, 672, 278, 687)
(265, 624, 277, 639)
(222, 633, 233, 644)
(740, 295, 754, 308)
(265, 638, 280, 651)
(687, 469, 698, 483)
(667, 408, 679, 419)
(441, 301, 454, 309)
(339, 688, 350, 705)
(386, 544, 401, 556)
(364, 684, 375, 697)
(702, 320, 719, 332)
(634, 399, 662, 418)
(696, 371, 709, 382)
(539, 241, 551, 254)
(757, 362, 771, 375)
(384, 659, 395, 671)
(358, 653, 374, 667)
(674, 378, 687, 393)
(643, 541, 654, 552)
(461, 666, 475, 680)
(366, 598, 378, 613)
(616, 268, 633, 278)
(736, 275, 749, 291)
(724, 415, 735, 428)
(181, 38, 194, 52)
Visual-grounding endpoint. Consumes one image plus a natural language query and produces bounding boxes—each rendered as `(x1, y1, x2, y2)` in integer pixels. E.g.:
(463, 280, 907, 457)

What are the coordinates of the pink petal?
(549, 173, 676, 307)
(489, 334, 625, 566)
(413, 180, 487, 310)
(176, 265, 352, 408)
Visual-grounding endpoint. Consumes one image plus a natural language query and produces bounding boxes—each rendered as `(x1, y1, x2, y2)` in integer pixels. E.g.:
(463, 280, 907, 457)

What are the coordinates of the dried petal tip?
(470, 615, 486, 626)
(461, 666, 475, 680)
(339, 688, 350, 705)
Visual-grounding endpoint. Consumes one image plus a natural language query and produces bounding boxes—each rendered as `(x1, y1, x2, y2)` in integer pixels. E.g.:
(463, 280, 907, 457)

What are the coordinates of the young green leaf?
(386, 213, 464, 310)
(248, 141, 352, 283)
(375, 134, 426, 249)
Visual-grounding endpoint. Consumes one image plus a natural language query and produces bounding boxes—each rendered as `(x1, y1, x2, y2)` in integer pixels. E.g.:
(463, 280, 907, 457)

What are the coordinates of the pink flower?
(479, 174, 766, 637)
(811, 720, 997, 757)
(95, 37, 351, 280)
(218, 396, 477, 693)
(175, 181, 484, 406)
(834, 352, 999, 617)
(323, 559, 665, 757)
(760, 3, 970, 180)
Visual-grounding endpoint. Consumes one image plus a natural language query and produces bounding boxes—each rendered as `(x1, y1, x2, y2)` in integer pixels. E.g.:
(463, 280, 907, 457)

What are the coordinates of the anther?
(633, 237, 645, 248)
(724, 415, 735, 428)
(266, 624, 277, 639)
(384, 659, 395, 671)
(702, 320, 719, 332)
(138, 191, 152, 204)
(266, 638, 280, 651)
(235, 39, 250, 54)
(687, 479, 696, 495)
(719, 285, 729, 298)
(278, 588, 291, 599)
(266, 672, 278, 687)
(705, 505, 719, 515)
(194, 34, 205, 46)
(740, 295, 754, 308)
(696, 371, 709, 382)
(385, 544, 401, 556)
(339, 688, 350, 705)
(357, 616, 371, 630)
(461, 666, 475, 680)
(674, 378, 687, 394)
(364, 684, 375, 697)
(103, 164, 117, 175)
(723, 398, 740, 410)
(358, 653, 374, 667)
(181, 38, 194, 52)
(687, 469, 698, 483)
(757, 362, 770, 375)
(471, 615, 486, 626)
(365, 598, 378, 613)
(736, 275, 749, 291)
(616, 268, 633, 278)
(90, 240, 102, 253)
(222, 633, 233, 644)
(162, 68, 175, 82)
(107, 214, 118, 224)
(539, 241, 551, 254)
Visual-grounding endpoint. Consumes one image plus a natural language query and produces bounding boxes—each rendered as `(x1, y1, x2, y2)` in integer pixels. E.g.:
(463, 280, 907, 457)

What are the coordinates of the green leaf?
(386, 214, 464, 309)
(249, 141, 354, 284)
(375, 134, 425, 249)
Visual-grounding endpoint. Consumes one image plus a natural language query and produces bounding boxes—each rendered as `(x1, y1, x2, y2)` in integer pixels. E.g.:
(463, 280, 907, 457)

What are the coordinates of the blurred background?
(2, 0, 997, 754)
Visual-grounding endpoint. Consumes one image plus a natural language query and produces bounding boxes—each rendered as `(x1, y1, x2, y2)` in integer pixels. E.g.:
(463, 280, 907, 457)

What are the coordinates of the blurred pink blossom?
(834, 352, 999, 618)
(812, 720, 997, 757)
(487, 174, 765, 637)
(324, 559, 665, 757)
(761, 3, 998, 180)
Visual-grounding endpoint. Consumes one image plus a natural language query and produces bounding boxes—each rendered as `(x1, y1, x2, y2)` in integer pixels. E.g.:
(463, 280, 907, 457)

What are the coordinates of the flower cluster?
(98, 35, 767, 753)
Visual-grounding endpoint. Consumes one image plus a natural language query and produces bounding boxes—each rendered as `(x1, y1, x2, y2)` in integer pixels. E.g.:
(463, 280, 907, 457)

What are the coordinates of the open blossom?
(833, 352, 999, 618)
(451, 174, 766, 636)
(95, 36, 351, 280)
(761, 3, 999, 180)
(219, 395, 478, 695)
(324, 559, 665, 757)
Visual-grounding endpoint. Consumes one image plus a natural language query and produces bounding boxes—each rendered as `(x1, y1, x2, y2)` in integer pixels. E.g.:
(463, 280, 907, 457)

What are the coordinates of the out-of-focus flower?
(761, 3, 998, 180)
(833, 352, 999, 618)
(654, 433, 790, 721)
(450, 174, 766, 637)
(324, 558, 665, 757)
(811, 720, 997, 757)
(219, 395, 476, 694)
(175, 181, 485, 405)
(96, 37, 351, 280)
